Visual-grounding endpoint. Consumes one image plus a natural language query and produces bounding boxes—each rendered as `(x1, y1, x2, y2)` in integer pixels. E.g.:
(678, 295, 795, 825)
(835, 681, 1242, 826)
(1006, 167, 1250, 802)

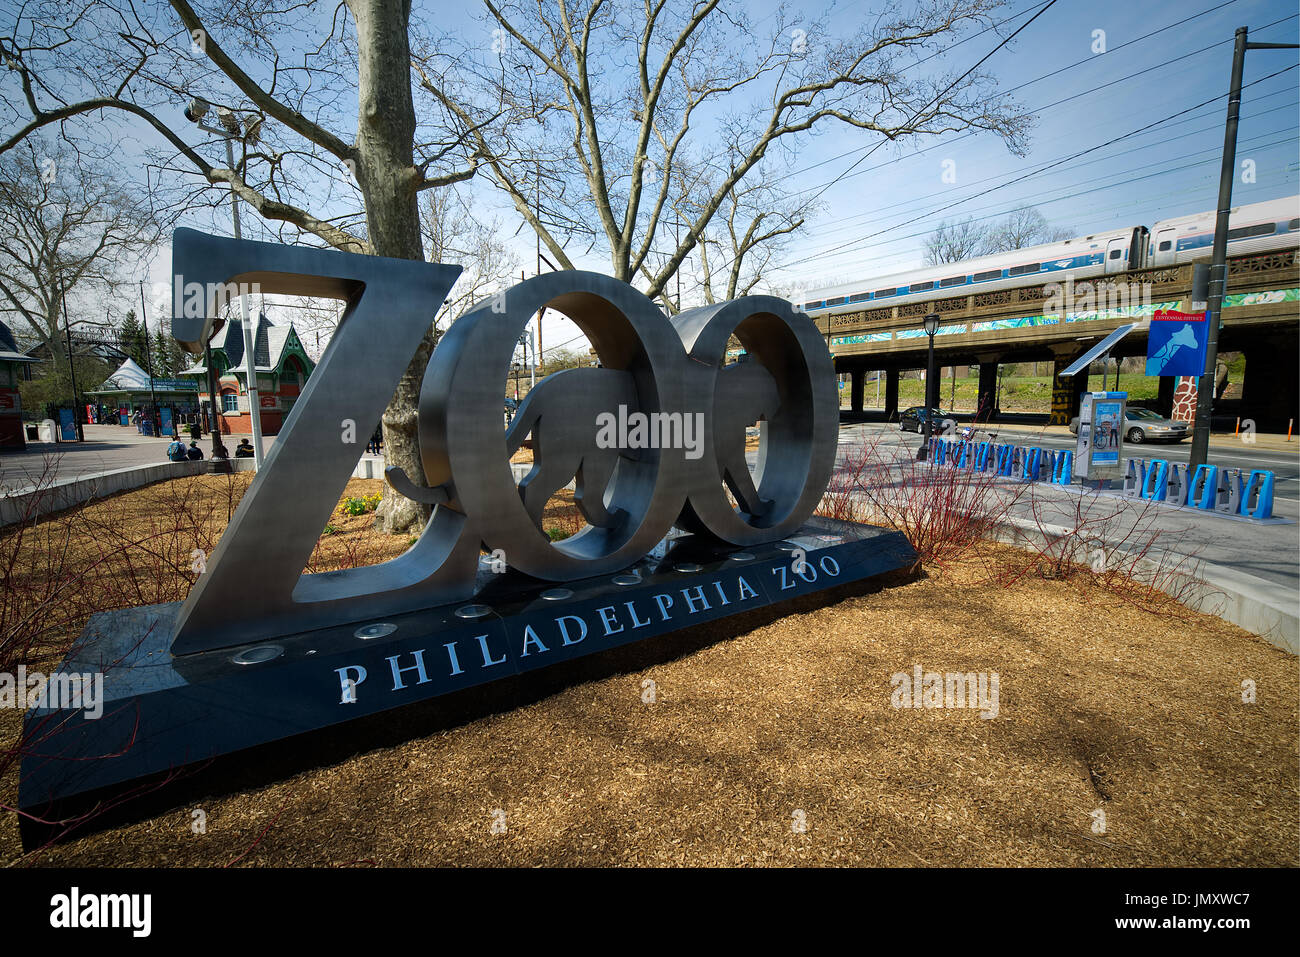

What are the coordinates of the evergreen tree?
(152, 326, 174, 377)
(119, 309, 148, 368)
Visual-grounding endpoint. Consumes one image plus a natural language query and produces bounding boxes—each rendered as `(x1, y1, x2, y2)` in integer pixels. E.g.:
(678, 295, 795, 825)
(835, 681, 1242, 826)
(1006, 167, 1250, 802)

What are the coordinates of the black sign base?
(18, 518, 917, 848)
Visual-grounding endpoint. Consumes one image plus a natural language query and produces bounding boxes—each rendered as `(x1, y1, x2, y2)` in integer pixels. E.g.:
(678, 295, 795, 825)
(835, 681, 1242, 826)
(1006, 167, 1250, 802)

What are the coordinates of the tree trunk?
(348, 0, 434, 535)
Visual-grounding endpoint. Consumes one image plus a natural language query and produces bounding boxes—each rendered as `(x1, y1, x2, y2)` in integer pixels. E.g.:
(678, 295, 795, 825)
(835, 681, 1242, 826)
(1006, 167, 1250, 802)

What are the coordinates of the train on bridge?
(795, 196, 1300, 320)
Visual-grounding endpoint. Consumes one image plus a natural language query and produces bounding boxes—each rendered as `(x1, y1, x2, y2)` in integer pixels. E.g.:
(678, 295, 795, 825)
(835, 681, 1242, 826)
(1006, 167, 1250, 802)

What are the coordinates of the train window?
(873, 287, 897, 298)
(1008, 263, 1040, 277)
(825, 296, 846, 306)
(1157, 241, 1172, 252)
(1226, 222, 1275, 240)
(911, 281, 934, 292)
(849, 293, 871, 303)
(972, 269, 1001, 282)
(939, 275, 966, 287)
(1108, 248, 1123, 259)
(805, 300, 824, 309)
(1289, 218, 1299, 231)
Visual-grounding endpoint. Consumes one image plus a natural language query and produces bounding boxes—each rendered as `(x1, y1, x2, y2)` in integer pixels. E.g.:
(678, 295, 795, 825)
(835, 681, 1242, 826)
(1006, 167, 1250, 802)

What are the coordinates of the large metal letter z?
(168, 229, 468, 655)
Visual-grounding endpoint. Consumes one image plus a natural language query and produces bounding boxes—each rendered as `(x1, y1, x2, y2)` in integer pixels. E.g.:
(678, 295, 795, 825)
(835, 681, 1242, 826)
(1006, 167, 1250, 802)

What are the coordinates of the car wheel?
(1126, 427, 1144, 444)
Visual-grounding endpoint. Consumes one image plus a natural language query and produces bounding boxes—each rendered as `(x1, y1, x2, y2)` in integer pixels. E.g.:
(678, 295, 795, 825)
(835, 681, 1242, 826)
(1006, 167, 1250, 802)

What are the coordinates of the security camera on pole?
(184, 97, 265, 469)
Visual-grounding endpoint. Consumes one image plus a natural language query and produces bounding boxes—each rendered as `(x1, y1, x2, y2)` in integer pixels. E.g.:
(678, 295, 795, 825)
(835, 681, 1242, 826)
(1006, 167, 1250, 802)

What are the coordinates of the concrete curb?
(1, 460, 209, 527)
(0, 458, 260, 527)
(988, 514, 1298, 655)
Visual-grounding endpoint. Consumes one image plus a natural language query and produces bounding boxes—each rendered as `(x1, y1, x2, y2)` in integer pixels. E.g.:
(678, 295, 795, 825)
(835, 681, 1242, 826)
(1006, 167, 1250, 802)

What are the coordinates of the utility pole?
(138, 282, 160, 435)
(60, 288, 84, 442)
(1189, 25, 1299, 470)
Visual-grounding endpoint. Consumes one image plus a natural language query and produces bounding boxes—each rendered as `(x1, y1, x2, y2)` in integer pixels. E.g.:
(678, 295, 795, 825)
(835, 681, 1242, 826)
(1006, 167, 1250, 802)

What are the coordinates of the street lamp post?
(918, 313, 940, 462)
(184, 98, 265, 469)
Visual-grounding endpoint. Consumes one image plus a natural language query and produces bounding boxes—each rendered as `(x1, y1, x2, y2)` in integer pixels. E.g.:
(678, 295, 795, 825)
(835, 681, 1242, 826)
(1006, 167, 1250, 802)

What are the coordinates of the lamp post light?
(918, 313, 940, 461)
(184, 97, 265, 469)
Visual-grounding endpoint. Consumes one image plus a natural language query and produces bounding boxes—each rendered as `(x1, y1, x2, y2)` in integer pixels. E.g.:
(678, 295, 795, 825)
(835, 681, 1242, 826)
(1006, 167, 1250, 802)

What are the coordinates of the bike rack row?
(1122, 458, 1275, 519)
(926, 439, 1276, 521)
(928, 438, 1073, 485)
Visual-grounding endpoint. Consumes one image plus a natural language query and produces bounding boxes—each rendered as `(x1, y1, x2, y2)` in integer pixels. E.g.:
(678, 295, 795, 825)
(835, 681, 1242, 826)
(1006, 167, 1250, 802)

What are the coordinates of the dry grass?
(1, 476, 1296, 867)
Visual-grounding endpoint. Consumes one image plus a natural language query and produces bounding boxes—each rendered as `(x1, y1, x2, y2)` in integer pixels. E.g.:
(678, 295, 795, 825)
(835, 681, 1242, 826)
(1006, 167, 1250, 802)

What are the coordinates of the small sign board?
(1145, 309, 1209, 377)
(1076, 391, 1126, 481)
(58, 407, 77, 441)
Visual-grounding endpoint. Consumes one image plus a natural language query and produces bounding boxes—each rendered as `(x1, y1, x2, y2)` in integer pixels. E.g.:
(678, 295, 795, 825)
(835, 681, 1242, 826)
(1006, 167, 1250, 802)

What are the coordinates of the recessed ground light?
(231, 645, 284, 665)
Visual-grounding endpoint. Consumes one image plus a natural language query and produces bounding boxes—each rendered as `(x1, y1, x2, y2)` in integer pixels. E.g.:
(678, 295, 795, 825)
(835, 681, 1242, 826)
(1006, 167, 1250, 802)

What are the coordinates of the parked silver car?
(1068, 407, 1190, 444)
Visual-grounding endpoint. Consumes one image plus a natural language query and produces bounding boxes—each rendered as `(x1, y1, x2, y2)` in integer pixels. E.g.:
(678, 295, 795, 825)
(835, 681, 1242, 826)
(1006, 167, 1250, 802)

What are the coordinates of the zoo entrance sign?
(17, 229, 917, 840)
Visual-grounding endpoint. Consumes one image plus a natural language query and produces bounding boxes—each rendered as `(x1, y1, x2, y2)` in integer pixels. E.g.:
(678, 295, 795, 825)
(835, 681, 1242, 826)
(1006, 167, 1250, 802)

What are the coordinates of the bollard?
(1165, 462, 1189, 507)
(1054, 450, 1073, 485)
(1141, 460, 1168, 501)
(1189, 464, 1218, 510)
(1241, 470, 1275, 519)
(1215, 468, 1244, 515)
(975, 441, 990, 471)
(1122, 458, 1146, 498)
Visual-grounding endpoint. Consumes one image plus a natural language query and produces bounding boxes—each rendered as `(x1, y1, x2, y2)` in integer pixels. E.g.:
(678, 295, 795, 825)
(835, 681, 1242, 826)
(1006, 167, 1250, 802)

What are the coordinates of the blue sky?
(775, 0, 1298, 290)
(123, 0, 1298, 355)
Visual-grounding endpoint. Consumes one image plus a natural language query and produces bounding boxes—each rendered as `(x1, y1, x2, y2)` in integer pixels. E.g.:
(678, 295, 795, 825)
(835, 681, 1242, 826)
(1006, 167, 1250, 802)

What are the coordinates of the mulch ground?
(1, 475, 1296, 866)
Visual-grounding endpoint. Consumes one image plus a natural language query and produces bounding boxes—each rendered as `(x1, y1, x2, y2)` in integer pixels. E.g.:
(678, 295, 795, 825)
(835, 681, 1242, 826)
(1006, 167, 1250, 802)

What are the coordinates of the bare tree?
(421, 0, 1032, 306)
(923, 205, 1072, 264)
(691, 175, 817, 306)
(986, 205, 1071, 251)
(922, 216, 988, 266)
(0, 139, 157, 392)
(1, 0, 482, 533)
(420, 186, 517, 336)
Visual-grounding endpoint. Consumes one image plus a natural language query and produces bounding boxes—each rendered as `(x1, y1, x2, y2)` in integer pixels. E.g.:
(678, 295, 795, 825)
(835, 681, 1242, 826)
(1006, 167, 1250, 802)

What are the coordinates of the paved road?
(834, 423, 1300, 591)
(0, 425, 279, 491)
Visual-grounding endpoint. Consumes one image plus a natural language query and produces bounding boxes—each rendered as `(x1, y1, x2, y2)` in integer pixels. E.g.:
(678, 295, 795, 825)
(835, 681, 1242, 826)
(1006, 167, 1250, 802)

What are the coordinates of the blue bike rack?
(1123, 459, 1146, 498)
(1241, 470, 1275, 519)
(1214, 468, 1244, 515)
(1054, 450, 1073, 485)
(1019, 447, 1037, 482)
(1038, 449, 1056, 483)
(1141, 460, 1169, 501)
(1189, 464, 1218, 509)
(1165, 462, 1189, 507)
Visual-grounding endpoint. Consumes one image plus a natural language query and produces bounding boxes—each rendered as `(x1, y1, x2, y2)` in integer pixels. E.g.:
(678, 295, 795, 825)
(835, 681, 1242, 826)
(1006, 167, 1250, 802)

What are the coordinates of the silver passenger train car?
(796, 196, 1300, 320)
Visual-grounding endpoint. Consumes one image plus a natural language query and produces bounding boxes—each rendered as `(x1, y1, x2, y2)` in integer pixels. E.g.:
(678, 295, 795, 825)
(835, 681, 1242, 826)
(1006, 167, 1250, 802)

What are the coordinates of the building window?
(221, 392, 239, 413)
